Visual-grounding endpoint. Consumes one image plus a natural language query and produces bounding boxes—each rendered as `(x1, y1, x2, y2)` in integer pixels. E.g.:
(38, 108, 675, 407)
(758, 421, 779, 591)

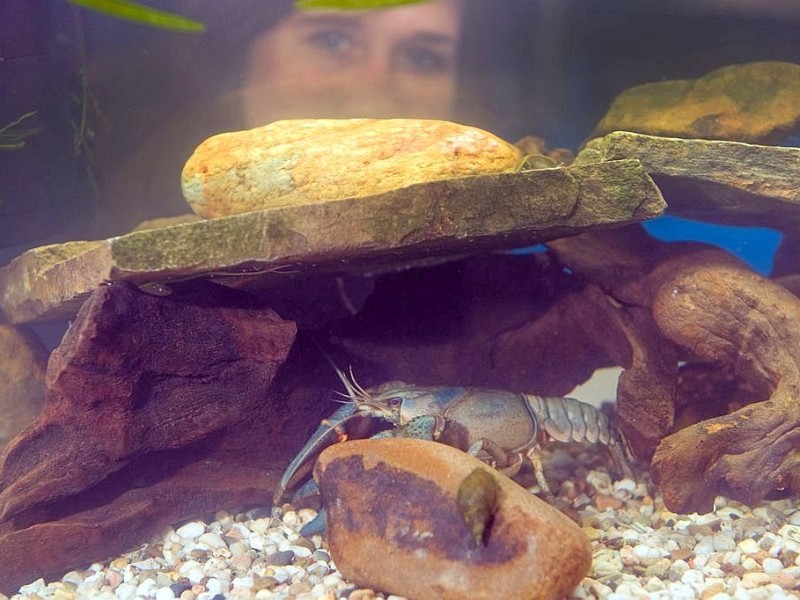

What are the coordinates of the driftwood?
(550, 226, 800, 513)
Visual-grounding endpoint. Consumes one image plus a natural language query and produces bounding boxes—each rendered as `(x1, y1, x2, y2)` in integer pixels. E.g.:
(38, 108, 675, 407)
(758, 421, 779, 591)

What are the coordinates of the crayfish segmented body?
(274, 364, 633, 505)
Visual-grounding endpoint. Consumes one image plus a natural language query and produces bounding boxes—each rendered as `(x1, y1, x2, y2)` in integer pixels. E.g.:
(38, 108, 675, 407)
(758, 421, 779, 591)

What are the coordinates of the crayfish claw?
(274, 402, 360, 505)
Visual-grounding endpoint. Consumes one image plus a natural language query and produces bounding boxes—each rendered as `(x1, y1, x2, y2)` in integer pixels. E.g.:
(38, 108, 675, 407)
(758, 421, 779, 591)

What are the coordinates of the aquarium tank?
(1, 1, 800, 598)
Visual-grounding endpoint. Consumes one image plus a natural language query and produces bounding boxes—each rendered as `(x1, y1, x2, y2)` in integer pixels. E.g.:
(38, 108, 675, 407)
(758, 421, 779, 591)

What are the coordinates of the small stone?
(248, 532, 266, 551)
(198, 532, 226, 549)
(613, 478, 637, 493)
(264, 550, 295, 566)
(51, 589, 76, 600)
(632, 544, 664, 564)
(228, 541, 249, 557)
(155, 588, 176, 600)
(619, 545, 639, 566)
(694, 537, 715, 556)
(190, 584, 205, 595)
(769, 571, 799, 589)
(291, 545, 313, 559)
(347, 590, 379, 600)
(669, 558, 691, 581)
(738, 538, 760, 554)
(681, 569, 705, 586)
(176, 522, 206, 539)
(741, 556, 760, 571)
(595, 494, 624, 511)
(170, 583, 192, 597)
(115, 583, 137, 600)
(105, 570, 123, 590)
(643, 576, 667, 592)
(230, 554, 253, 571)
(722, 551, 741, 566)
(592, 550, 624, 579)
(670, 548, 693, 562)
(741, 572, 774, 588)
(582, 526, 602, 541)
(136, 579, 157, 597)
(645, 558, 672, 579)
(712, 534, 736, 552)
(288, 581, 312, 595)
(761, 557, 784, 574)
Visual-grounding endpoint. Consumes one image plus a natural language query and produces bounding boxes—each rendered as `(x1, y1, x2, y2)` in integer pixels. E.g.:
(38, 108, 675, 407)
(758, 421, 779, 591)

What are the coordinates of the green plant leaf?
(0, 111, 44, 152)
(296, 0, 430, 10)
(66, 0, 205, 32)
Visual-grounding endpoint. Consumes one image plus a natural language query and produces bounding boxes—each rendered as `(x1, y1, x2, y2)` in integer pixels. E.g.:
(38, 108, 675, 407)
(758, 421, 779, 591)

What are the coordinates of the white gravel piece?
(175, 521, 206, 539)
(6, 445, 800, 600)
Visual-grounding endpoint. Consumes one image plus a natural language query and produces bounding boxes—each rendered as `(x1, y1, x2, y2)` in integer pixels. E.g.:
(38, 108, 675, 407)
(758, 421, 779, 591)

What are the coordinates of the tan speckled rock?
(0, 320, 45, 451)
(314, 438, 591, 600)
(593, 61, 800, 144)
(181, 119, 523, 218)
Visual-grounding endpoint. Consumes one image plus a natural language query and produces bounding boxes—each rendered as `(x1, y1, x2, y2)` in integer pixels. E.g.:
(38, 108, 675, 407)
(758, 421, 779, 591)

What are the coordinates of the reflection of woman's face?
(243, 0, 461, 126)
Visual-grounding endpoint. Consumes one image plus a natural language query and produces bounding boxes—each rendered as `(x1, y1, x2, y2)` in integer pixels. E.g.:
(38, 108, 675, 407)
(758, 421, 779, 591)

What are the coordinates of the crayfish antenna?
(310, 336, 374, 404)
(347, 365, 372, 400)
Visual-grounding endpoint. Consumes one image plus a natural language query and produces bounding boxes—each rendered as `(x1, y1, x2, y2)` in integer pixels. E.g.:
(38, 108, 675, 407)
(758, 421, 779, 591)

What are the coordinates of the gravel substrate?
(5, 446, 800, 600)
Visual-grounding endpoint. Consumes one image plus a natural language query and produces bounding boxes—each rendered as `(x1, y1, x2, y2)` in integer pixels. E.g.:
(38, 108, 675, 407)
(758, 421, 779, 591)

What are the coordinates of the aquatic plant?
(63, 0, 428, 30)
(296, 0, 429, 10)
(0, 112, 43, 152)
(65, 0, 205, 32)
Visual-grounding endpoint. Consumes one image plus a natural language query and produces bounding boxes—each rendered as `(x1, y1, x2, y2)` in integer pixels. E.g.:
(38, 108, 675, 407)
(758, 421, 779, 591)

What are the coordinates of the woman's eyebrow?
(401, 31, 458, 47)
(291, 13, 362, 30)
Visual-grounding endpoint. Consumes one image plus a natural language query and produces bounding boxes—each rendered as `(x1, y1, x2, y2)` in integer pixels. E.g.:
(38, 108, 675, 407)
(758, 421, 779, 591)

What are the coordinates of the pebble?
(738, 538, 760, 554)
(154, 588, 176, 600)
(7, 447, 800, 600)
(176, 522, 206, 540)
(198, 532, 226, 549)
(761, 557, 783, 573)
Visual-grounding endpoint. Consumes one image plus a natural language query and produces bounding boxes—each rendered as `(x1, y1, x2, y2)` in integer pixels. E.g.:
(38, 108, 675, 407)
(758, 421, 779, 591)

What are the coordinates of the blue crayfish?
(274, 360, 634, 508)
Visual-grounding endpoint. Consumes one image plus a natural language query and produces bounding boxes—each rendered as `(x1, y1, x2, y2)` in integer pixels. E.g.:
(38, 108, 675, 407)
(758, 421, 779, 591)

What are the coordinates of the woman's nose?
(356, 55, 393, 84)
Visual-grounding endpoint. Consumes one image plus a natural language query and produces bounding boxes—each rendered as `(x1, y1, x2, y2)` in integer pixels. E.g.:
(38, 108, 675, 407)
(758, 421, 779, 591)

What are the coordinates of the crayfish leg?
(525, 447, 558, 503)
(468, 438, 524, 478)
(524, 447, 584, 522)
(607, 440, 635, 481)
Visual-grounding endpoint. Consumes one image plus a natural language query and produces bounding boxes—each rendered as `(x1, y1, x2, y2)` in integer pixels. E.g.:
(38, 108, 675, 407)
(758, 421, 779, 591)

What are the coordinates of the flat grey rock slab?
(578, 131, 800, 230)
(0, 160, 664, 324)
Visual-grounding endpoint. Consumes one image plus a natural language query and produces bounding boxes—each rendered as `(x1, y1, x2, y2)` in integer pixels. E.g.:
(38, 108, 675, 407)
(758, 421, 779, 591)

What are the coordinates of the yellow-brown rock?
(593, 61, 800, 144)
(314, 438, 591, 600)
(181, 119, 523, 218)
(0, 320, 46, 451)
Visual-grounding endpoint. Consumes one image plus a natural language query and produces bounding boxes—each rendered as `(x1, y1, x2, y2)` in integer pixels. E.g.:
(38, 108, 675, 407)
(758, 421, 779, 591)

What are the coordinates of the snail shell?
(456, 467, 499, 546)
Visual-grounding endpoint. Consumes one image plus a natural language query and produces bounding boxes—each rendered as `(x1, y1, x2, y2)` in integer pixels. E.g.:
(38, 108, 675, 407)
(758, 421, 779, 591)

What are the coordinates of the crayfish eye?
(387, 397, 403, 409)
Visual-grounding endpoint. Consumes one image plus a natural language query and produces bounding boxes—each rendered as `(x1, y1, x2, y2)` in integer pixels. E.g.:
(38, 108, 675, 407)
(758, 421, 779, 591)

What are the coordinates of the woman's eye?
(307, 29, 354, 57)
(398, 45, 452, 75)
